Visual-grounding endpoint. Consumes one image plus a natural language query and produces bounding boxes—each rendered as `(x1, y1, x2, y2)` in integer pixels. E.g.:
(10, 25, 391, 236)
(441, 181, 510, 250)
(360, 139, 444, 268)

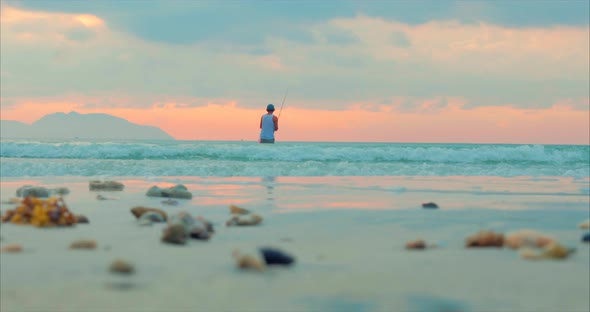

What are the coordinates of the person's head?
(266, 104, 275, 113)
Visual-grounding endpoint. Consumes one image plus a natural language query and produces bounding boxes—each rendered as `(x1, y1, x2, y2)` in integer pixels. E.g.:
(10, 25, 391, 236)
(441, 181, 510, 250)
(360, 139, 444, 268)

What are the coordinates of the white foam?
(0, 140, 588, 177)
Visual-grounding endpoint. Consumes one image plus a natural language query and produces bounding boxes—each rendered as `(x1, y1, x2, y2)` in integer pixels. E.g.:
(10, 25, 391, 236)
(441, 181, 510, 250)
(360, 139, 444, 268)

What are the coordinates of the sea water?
(0, 139, 588, 178)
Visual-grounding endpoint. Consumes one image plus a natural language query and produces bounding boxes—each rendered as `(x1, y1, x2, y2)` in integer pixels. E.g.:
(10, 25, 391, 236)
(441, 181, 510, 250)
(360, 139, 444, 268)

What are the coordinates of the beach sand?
(1, 176, 589, 312)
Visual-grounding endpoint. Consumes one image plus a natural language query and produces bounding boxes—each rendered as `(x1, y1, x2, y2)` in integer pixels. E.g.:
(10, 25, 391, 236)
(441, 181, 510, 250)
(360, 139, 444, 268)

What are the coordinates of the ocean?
(0, 139, 588, 178)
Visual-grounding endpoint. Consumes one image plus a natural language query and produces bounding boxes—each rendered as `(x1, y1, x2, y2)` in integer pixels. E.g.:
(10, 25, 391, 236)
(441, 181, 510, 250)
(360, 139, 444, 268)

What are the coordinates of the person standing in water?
(259, 104, 278, 143)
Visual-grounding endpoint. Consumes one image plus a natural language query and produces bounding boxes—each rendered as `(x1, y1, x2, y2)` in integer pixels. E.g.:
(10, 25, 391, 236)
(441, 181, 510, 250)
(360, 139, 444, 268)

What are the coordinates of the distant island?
(0, 112, 174, 140)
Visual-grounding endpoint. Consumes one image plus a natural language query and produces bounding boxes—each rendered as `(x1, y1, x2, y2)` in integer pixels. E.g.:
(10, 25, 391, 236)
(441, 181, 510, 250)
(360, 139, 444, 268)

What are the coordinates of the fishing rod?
(277, 87, 288, 119)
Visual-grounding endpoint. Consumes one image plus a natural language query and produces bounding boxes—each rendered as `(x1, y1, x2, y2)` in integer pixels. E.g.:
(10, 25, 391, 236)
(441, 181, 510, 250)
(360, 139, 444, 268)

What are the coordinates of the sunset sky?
(1, 0, 588, 144)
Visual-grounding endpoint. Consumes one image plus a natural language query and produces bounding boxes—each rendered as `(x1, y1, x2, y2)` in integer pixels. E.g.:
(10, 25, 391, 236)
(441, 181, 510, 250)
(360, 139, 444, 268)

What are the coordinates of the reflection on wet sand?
(262, 176, 276, 201)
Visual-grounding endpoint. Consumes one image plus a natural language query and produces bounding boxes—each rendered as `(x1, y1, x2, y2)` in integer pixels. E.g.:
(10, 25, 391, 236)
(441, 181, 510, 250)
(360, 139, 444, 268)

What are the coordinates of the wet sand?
(1, 176, 589, 312)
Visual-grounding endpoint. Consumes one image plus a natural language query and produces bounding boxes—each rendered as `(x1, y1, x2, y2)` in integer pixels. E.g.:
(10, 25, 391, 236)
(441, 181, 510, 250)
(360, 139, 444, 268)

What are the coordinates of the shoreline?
(1, 176, 589, 311)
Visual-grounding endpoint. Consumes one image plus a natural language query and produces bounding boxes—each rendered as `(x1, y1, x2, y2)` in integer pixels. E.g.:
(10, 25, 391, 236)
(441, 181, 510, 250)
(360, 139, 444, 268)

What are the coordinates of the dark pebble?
(422, 202, 439, 209)
(583, 232, 590, 243)
(259, 247, 295, 266)
(189, 227, 211, 240)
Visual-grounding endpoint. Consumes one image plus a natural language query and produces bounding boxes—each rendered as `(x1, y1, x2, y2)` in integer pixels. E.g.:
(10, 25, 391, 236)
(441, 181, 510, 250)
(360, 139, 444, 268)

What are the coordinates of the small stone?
(52, 187, 70, 195)
(139, 212, 165, 223)
(421, 202, 439, 209)
(147, 184, 192, 199)
(465, 230, 504, 248)
(169, 211, 196, 232)
(16, 185, 50, 198)
(196, 216, 214, 233)
(130, 206, 167, 221)
(165, 184, 192, 199)
(161, 223, 187, 245)
(226, 214, 263, 226)
(229, 205, 251, 215)
(89, 180, 124, 191)
(109, 259, 135, 274)
(1, 244, 23, 253)
(582, 232, 590, 243)
(69, 240, 97, 250)
(76, 215, 89, 223)
(259, 247, 295, 266)
(579, 219, 590, 230)
(405, 239, 427, 250)
(189, 225, 211, 240)
(146, 186, 162, 197)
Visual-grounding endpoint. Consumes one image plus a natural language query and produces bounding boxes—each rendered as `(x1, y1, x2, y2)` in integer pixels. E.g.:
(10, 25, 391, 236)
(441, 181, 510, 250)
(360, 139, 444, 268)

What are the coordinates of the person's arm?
(260, 116, 263, 129)
(273, 115, 279, 131)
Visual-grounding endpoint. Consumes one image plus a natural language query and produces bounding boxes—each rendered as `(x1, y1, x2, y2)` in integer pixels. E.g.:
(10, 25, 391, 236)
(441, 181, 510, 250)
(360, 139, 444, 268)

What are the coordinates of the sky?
(0, 0, 588, 144)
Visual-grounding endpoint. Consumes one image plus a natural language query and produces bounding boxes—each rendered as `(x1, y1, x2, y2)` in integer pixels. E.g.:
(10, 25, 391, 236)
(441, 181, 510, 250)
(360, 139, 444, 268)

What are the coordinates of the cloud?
(0, 4, 588, 114)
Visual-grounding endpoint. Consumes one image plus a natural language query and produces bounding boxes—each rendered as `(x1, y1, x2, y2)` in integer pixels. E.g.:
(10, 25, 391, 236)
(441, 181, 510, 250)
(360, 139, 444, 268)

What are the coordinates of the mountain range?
(0, 112, 174, 140)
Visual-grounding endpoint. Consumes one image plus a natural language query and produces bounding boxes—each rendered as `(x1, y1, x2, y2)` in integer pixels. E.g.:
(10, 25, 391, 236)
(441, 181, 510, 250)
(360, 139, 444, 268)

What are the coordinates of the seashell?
(542, 242, 574, 259)
(89, 180, 124, 191)
(405, 239, 427, 250)
(161, 223, 187, 245)
(421, 202, 439, 209)
(69, 240, 97, 250)
(504, 229, 555, 249)
(582, 232, 590, 243)
(130, 206, 167, 221)
(519, 247, 543, 260)
(76, 215, 89, 223)
(1, 243, 23, 253)
(465, 230, 504, 248)
(520, 243, 575, 260)
(226, 214, 263, 226)
(229, 205, 251, 215)
(139, 212, 165, 223)
(259, 247, 295, 265)
(579, 219, 590, 230)
(2, 197, 77, 227)
(232, 250, 265, 272)
(109, 259, 135, 274)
